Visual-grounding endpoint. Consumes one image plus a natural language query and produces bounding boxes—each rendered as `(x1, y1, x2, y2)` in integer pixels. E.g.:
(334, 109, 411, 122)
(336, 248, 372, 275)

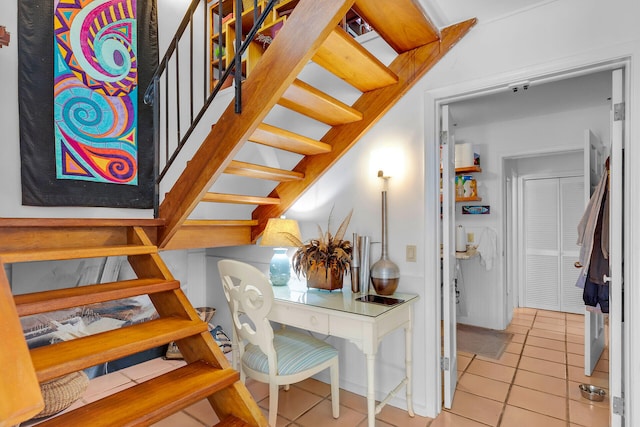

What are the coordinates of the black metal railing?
(144, 0, 277, 216)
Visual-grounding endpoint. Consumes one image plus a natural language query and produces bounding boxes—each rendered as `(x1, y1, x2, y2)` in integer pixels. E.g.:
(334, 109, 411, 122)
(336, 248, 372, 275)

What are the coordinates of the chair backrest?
(218, 259, 276, 367)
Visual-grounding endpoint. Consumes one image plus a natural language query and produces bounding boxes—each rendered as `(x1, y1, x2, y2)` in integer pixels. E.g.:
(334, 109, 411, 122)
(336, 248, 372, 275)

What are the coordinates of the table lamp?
(260, 217, 302, 286)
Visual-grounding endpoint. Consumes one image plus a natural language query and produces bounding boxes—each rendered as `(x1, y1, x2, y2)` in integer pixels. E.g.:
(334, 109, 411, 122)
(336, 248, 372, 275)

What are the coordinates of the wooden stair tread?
(0, 244, 157, 264)
(36, 362, 240, 427)
(31, 317, 208, 382)
(352, 0, 440, 53)
(249, 123, 331, 155)
(313, 27, 398, 92)
(225, 160, 304, 182)
(202, 192, 280, 205)
(279, 79, 363, 125)
(164, 220, 257, 250)
(14, 278, 180, 317)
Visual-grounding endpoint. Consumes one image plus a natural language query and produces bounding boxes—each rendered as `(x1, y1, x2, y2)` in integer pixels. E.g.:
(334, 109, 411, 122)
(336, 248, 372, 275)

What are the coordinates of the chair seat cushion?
(242, 329, 337, 376)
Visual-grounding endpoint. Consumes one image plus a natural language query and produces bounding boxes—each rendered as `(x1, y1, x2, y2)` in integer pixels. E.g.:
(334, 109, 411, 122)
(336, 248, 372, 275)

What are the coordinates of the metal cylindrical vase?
(359, 235, 371, 296)
(370, 190, 400, 295)
(350, 233, 360, 293)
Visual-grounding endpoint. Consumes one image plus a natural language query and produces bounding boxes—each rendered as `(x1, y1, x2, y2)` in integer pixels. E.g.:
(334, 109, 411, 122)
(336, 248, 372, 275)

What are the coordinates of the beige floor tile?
(457, 372, 510, 402)
(507, 385, 567, 420)
(458, 354, 474, 373)
(518, 356, 566, 379)
(566, 313, 585, 322)
(431, 411, 491, 427)
(499, 405, 567, 427)
(567, 380, 609, 409)
(506, 324, 530, 334)
(295, 378, 332, 397)
(511, 333, 527, 344)
(569, 399, 610, 427)
(376, 402, 431, 427)
(334, 389, 367, 414)
(150, 410, 207, 427)
(513, 369, 567, 397)
(458, 350, 476, 358)
(534, 316, 566, 326)
(567, 352, 584, 368)
(527, 328, 566, 342)
(567, 342, 585, 355)
(532, 322, 566, 333)
(511, 317, 534, 327)
(246, 378, 270, 403)
(182, 399, 220, 425)
(83, 371, 132, 398)
(567, 326, 584, 336)
(505, 341, 524, 355)
(259, 406, 289, 427)
(119, 357, 179, 382)
(514, 307, 538, 315)
(449, 390, 503, 426)
(83, 381, 136, 404)
(356, 418, 393, 427)
(296, 399, 366, 427)
(567, 365, 608, 389)
(522, 344, 566, 364)
(512, 313, 535, 321)
(466, 359, 516, 383)
(476, 350, 520, 368)
(594, 356, 609, 373)
(567, 333, 583, 344)
(536, 310, 566, 320)
(259, 387, 324, 422)
(525, 336, 566, 352)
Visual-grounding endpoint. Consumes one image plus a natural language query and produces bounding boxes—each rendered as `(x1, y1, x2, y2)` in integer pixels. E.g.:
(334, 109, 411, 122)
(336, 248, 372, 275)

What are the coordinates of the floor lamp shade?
(260, 218, 302, 286)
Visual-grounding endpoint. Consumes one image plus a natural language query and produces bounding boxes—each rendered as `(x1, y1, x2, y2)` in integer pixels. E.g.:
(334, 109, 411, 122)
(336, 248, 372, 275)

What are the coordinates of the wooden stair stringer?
(251, 18, 477, 240)
(157, 0, 358, 250)
(126, 226, 266, 425)
(0, 262, 43, 426)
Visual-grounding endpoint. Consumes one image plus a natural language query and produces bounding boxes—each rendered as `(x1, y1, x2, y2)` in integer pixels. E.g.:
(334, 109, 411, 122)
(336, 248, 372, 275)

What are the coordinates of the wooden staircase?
(1, 0, 475, 425)
(0, 219, 266, 427)
(157, 0, 476, 250)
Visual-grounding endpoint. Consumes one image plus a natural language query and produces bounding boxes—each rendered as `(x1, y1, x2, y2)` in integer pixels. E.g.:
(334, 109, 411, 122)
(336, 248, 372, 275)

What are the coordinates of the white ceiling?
(418, 0, 552, 28)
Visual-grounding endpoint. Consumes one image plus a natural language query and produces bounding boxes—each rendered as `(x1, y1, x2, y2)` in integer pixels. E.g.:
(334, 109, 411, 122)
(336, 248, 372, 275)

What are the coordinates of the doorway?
(433, 64, 626, 425)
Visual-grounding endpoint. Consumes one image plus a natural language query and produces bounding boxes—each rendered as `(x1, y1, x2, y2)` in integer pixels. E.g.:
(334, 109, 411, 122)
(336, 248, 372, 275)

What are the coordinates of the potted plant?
(288, 209, 353, 291)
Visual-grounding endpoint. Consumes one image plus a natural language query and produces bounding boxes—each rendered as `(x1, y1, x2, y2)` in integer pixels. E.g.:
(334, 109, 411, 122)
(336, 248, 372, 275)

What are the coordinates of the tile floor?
(27, 308, 610, 427)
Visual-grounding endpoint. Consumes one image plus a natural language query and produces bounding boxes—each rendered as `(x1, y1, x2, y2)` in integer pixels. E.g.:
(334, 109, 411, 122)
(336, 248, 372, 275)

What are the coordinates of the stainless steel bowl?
(579, 384, 606, 402)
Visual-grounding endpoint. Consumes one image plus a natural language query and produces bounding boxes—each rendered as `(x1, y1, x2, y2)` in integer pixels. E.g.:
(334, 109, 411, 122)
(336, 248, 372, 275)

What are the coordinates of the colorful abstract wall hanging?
(18, 0, 157, 208)
(54, 0, 138, 185)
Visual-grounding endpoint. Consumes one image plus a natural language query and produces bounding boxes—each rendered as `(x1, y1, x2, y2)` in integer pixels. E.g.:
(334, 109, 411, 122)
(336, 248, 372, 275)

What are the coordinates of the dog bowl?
(579, 384, 606, 402)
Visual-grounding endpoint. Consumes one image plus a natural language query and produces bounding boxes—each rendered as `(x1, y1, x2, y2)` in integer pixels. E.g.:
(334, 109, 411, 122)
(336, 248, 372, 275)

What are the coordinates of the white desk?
(269, 279, 418, 427)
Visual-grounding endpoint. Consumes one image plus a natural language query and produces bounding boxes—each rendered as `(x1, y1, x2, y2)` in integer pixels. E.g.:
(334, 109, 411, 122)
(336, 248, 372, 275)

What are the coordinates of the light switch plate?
(406, 245, 417, 262)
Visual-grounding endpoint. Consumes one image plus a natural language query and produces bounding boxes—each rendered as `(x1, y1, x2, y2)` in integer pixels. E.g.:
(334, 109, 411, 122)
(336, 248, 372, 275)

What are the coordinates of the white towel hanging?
(476, 227, 497, 270)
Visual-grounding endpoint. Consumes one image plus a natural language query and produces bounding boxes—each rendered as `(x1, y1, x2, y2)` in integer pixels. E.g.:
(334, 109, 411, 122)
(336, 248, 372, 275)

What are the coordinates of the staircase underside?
(157, 0, 476, 250)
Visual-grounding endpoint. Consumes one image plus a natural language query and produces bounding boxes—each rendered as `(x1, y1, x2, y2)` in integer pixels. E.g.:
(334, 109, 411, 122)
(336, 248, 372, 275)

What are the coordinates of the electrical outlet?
(467, 232, 474, 243)
(406, 245, 417, 262)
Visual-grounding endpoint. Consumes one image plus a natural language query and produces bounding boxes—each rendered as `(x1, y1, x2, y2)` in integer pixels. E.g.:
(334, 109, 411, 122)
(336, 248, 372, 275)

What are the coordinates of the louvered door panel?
(560, 177, 584, 313)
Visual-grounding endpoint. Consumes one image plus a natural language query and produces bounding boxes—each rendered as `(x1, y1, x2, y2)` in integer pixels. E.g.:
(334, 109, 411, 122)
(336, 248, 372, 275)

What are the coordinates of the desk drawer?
(270, 305, 329, 334)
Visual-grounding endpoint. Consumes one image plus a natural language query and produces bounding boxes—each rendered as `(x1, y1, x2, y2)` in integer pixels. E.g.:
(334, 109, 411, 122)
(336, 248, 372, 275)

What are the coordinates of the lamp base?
(269, 248, 291, 286)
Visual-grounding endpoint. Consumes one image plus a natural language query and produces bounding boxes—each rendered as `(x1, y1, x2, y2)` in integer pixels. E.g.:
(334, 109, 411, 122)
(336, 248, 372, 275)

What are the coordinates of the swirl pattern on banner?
(54, 0, 138, 185)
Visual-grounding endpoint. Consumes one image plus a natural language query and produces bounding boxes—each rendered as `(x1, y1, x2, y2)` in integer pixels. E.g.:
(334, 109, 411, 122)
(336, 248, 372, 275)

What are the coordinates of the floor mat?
(456, 323, 513, 360)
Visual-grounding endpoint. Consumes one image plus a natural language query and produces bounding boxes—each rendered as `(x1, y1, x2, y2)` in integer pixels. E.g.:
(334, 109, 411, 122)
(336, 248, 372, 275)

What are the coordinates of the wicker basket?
(33, 371, 89, 419)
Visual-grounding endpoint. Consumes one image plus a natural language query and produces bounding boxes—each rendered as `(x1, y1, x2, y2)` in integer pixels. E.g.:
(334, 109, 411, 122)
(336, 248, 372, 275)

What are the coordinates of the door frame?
(424, 57, 633, 419)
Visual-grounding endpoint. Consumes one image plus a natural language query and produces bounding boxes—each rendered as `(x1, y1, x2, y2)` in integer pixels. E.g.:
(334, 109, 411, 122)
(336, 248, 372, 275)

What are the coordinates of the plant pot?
(306, 264, 343, 291)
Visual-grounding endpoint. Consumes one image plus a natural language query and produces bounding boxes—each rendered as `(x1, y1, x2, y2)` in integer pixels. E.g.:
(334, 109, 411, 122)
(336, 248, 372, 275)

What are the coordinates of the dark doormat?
(457, 323, 513, 360)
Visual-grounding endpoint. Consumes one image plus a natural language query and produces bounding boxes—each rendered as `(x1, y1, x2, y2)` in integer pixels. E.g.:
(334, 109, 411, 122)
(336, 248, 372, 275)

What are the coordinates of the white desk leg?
(366, 353, 376, 427)
(405, 325, 415, 417)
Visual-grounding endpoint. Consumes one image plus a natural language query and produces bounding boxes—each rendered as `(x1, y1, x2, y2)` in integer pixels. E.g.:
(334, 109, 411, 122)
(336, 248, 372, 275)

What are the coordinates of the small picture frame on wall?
(462, 205, 490, 215)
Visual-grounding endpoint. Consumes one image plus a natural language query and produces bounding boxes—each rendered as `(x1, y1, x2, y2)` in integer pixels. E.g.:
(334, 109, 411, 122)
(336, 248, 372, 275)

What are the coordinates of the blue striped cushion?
(242, 329, 337, 376)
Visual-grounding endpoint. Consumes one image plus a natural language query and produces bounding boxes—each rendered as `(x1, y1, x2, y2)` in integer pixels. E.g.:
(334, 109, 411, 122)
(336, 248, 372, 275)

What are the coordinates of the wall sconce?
(370, 146, 404, 185)
(260, 217, 302, 286)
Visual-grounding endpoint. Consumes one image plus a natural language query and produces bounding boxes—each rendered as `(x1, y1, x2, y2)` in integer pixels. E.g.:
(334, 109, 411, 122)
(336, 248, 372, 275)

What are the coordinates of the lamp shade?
(260, 218, 301, 247)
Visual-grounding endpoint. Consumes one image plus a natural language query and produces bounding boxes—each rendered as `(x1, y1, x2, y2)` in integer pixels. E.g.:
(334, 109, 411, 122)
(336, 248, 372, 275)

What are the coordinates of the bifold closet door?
(522, 176, 583, 313)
